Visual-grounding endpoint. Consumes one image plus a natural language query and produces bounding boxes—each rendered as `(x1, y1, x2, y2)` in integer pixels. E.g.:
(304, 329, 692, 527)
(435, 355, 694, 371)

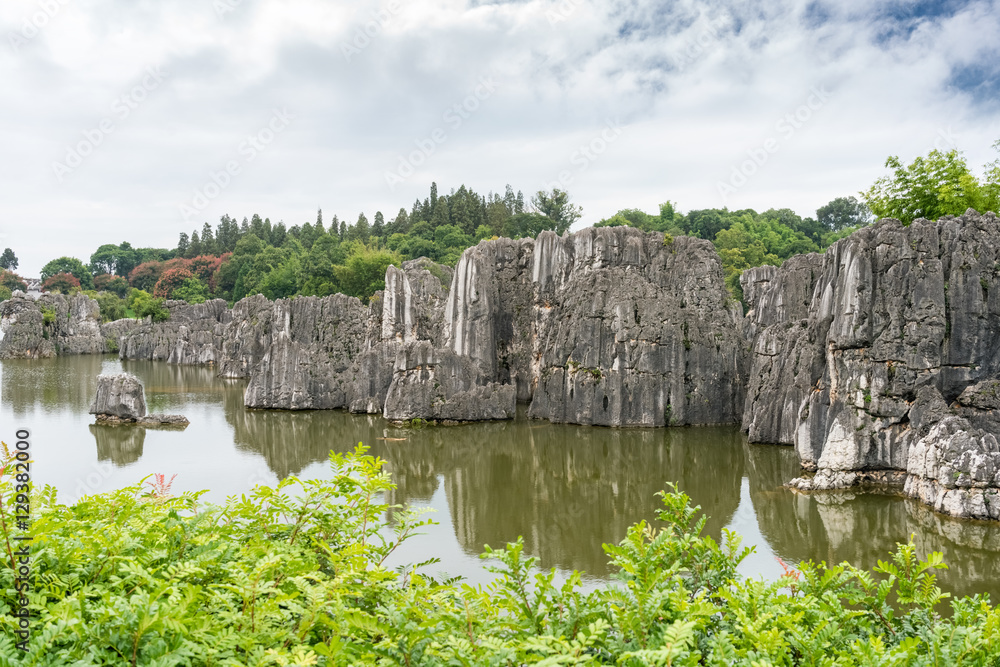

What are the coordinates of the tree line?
(1, 141, 996, 311)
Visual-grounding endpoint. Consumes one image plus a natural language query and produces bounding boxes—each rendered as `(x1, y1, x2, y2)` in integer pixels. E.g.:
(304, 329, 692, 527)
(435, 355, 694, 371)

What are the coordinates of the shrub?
(128, 289, 170, 322)
(0, 286, 10, 302)
(93, 292, 126, 323)
(2, 445, 998, 665)
(41, 272, 81, 294)
(171, 276, 210, 304)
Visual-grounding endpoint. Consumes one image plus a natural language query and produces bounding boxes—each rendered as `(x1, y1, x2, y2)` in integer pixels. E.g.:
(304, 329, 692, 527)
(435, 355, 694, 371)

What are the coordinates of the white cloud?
(0, 0, 997, 275)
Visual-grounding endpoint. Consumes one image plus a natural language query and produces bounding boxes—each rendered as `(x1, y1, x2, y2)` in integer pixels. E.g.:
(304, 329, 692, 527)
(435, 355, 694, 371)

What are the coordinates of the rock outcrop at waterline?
(742, 209, 1000, 519)
(109, 228, 745, 425)
(0, 292, 106, 358)
(89, 373, 189, 426)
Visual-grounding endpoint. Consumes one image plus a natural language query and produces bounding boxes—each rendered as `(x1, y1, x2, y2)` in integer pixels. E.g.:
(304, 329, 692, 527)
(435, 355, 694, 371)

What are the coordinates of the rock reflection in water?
(1, 355, 113, 414)
(7, 355, 1000, 596)
(746, 442, 1000, 602)
(227, 393, 744, 577)
(90, 424, 146, 466)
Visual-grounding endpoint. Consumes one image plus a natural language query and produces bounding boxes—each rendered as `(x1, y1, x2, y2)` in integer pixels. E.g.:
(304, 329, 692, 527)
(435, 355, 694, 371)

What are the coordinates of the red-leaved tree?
(153, 267, 194, 299)
(42, 272, 81, 294)
(189, 255, 223, 282)
(0, 270, 27, 293)
(128, 262, 164, 291)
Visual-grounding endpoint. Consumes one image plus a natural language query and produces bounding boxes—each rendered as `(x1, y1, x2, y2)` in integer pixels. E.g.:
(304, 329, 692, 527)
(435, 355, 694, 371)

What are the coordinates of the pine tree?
(177, 232, 190, 257)
(201, 223, 217, 255)
(0, 248, 18, 270)
(187, 231, 202, 258)
(372, 211, 385, 238)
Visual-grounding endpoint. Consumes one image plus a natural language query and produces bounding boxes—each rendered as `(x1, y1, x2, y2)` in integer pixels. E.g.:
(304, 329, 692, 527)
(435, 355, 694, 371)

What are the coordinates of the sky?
(1, 0, 998, 277)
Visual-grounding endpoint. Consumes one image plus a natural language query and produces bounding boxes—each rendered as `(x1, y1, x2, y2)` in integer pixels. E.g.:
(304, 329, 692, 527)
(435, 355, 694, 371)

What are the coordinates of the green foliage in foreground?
(2, 446, 1000, 666)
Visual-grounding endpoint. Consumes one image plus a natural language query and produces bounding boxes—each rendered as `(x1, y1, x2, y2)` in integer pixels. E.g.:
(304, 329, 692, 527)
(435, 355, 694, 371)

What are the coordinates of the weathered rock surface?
(527, 229, 745, 426)
(0, 293, 105, 358)
(119, 299, 231, 364)
(744, 210, 1000, 519)
(383, 341, 516, 421)
(347, 258, 454, 414)
(243, 294, 368, 410)
(89, 373, 148, 420)
(89, 372, 189, 426)
(115, 231, 747, 426)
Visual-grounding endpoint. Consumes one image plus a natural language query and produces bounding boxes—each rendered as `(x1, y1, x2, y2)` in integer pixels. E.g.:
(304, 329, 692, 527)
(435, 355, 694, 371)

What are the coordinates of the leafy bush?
(94, 273, 130, 298)
(171, 277, 210, 304)
(93, 291, 126, 323)
(39, 256, 93, 290)
(3, 445, 1000, 665)
(128, 289, 170, 322)
(153, 266, 195, 299)
(0, 286, 10, 302)
(863, 142, 1000, 224)
(128, 261, 164, 292)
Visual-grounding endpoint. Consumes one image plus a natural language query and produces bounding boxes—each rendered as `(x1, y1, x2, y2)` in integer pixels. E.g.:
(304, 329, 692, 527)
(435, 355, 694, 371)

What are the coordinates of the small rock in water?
(89, 372, 188, 427)
(90, 373, 147, 421)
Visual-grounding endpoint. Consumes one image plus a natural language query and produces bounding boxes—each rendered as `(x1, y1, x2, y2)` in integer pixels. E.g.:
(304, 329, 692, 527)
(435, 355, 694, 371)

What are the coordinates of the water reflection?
(1, 355, 112, 414)
(90, 424, 146, 466)
(745, 443, 1000, 602)
(224, 390, 744, 576)
(3, 355, 1000, 597)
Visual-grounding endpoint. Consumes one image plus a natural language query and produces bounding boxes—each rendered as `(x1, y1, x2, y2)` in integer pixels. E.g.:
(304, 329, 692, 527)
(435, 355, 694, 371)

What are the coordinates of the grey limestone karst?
(89, 372, 189, 426)
(743, 209, 1000, 519)
(13, 210, 1000, 521)
(0, 292, 106, 358)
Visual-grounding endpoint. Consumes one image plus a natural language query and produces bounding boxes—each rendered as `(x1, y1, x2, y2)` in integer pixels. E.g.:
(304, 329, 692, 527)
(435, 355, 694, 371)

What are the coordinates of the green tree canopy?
(862, 143, 1000, 224)
(90, 242, 138, 277)
(41, 257, 94, 290)
(816, 196, 873, 231)
(531, 189, 582, 234)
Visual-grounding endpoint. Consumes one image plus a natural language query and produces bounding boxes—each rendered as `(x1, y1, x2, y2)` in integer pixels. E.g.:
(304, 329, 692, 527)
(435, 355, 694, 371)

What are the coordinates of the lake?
(3, 354, 1000, 598)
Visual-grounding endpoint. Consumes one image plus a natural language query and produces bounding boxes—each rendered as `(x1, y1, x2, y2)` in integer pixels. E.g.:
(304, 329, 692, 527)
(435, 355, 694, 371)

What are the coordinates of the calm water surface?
(3, 355, 1000, 597)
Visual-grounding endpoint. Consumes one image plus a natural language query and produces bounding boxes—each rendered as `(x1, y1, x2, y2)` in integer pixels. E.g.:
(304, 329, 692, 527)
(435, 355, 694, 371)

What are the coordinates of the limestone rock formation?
(243, 294, 368, 410)
(743, 210, 1000, 519)
(383, 341, 516, 421)
(118, 299, 230, 364)
(89, 372, 189, 426)
(347, 258, 454, 414)
(0, 293, 105, 358)
(89, 373, 148, 420)
(527, 228, 745, 426)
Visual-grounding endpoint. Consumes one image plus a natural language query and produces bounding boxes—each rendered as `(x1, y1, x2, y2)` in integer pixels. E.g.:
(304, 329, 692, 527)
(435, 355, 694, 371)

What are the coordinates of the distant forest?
(1, 142, 996, 317)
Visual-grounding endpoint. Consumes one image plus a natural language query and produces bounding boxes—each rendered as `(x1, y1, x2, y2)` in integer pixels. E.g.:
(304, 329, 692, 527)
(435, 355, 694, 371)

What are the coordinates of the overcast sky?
(1, 0, 998, 276)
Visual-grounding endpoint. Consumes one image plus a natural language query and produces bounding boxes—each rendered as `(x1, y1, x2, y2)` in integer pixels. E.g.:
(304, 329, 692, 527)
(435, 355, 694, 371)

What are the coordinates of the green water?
(3, 354, 1000, 596)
